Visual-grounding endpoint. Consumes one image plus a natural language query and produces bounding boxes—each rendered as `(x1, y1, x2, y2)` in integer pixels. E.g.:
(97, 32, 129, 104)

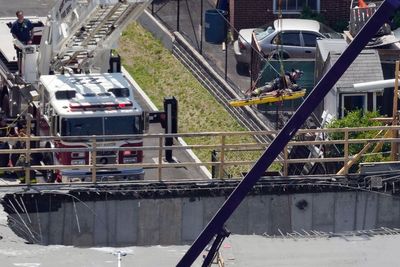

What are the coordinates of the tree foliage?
(326, 110, 390, 164)
(300, 6, 326, 24)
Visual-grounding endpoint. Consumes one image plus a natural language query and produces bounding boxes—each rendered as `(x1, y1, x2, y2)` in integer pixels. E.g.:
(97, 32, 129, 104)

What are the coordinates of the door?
(301, 31, 324, 58)
(268, 31, 302, 59)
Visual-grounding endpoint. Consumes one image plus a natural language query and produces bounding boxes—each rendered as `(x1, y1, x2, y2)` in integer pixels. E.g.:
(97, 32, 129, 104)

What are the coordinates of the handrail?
(0, 125, 399, 185)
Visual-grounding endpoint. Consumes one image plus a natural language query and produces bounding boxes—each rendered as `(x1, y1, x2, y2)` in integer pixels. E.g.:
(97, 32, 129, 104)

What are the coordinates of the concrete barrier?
(5, 191, 400, 246)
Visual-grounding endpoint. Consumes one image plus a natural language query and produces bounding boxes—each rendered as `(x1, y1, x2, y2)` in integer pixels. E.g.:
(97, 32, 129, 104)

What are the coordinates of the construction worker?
(251, 69, 303, 97)
(13, 126, 36, 184)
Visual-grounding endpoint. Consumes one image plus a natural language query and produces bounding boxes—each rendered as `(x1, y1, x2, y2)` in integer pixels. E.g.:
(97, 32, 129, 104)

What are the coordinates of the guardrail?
(0, 124, 399, 185)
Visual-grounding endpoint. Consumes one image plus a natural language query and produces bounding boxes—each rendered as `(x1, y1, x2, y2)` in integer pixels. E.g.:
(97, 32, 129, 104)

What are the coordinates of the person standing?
(10, 10, 33, 74)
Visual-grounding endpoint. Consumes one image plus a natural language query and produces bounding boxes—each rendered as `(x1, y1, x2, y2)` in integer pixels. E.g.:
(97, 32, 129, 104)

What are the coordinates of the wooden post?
(25, 114, 32, 185)
(158, 136, 163, 181)
(283, 144, 288, 176)
(219, 135, 226, 179)
(391, 61, 399, 161)
(91, 136, 97, 183)
(343, 128, 349, 175)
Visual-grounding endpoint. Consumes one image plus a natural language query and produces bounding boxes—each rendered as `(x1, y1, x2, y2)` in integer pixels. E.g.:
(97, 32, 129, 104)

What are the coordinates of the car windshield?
(319, 23, 343, 39)
(255, 26, 275, 40)
(61, 116, 141, 136)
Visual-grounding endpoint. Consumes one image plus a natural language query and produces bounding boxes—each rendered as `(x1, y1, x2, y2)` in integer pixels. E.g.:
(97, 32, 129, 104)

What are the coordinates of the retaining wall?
(6, 191, 400, 246)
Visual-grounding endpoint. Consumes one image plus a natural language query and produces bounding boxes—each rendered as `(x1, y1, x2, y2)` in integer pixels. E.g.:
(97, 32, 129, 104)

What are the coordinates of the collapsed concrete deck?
(1, 176, 400, 247)
(0, 177, 400, 266)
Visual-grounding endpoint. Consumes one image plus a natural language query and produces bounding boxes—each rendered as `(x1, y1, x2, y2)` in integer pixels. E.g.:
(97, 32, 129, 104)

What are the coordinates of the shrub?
(327, 110, 391, 166)
(300, 6, 326, 24)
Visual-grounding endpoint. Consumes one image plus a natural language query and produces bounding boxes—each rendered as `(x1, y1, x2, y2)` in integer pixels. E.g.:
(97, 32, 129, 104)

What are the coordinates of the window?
(273, 0, 319, 13)
(61, 116, 142, 136)
(273, 32, 301, 46)
(302, 32, 320, 47)
(341, 94, 367, 118)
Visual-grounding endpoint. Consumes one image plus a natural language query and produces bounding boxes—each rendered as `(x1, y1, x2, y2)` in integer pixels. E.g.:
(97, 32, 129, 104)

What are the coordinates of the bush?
(300, 6, 326, 24)
(327, 110, 391, 166)
(333, 20, 348, 32)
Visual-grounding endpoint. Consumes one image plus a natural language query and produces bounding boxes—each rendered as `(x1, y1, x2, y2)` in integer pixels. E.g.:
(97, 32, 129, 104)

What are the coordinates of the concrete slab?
(221, 234, 400, 267)
(246, 195, 270, 235)
(291, 193, 313, 232)
(334, 192, 357, 232)
(181, 197, 203, 242)
(312, 192, 335, 232)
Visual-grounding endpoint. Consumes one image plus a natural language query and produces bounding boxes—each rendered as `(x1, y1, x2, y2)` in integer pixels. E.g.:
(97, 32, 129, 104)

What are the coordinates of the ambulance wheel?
(43, 152, 56, 183)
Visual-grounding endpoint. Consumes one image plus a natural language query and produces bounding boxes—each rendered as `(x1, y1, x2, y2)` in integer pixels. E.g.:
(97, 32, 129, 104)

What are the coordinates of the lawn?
(118, 22, 270, 176)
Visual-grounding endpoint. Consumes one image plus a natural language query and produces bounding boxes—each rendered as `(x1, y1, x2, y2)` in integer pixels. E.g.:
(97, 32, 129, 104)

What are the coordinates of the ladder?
(51, 0, 152, 72)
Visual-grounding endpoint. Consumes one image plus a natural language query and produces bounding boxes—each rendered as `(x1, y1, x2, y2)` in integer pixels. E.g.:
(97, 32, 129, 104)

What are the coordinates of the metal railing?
(0, 125, 399, 185)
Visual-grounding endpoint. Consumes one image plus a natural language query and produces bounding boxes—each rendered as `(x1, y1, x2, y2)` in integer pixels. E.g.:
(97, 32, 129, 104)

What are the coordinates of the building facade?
(230, 0, 351, 35)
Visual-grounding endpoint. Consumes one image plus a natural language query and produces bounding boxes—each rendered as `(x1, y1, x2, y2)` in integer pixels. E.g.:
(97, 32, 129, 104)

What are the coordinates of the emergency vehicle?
(0, 0, 154, 182)
(38, 73, 147, 182)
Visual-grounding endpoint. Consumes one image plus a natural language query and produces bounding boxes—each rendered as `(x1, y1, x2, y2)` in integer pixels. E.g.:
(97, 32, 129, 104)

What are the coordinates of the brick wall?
(320, 0, 351, 28)
(230, 0, 351, 38)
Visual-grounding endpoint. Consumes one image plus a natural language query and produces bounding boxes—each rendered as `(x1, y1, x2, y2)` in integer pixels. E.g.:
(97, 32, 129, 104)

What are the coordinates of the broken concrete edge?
(121, 67, 212, 179)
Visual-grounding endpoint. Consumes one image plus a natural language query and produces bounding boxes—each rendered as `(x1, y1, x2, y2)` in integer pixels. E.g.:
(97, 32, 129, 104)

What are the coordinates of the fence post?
(91, 136, 97, 183)
(158, 136, 163, 181)
(211, 150, 217, 178)
(391, 60, 399, 161)
(224, 33, 228, 81)
(25, 114, 32, 185)
(219, 135, 226, 179)
(283, 144, 288, 176)
(200, 0, 203, 55)
(344, 128, 349, 175)
(177, 0, 180, 32)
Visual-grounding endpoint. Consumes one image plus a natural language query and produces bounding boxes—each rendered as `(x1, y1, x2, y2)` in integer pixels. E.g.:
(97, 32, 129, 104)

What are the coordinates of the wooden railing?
(0, 125, 399, 184)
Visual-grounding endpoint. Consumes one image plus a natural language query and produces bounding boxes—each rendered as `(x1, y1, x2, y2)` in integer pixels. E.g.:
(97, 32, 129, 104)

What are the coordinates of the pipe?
(354, 79, 395, 91)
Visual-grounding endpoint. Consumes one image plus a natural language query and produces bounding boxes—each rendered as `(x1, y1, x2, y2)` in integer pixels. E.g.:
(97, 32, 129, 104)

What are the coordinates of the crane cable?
(247, 0, 287, 96)
(277, 0, 288, 89)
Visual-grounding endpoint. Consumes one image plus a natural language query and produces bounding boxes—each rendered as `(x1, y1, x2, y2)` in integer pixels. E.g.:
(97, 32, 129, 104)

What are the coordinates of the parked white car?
(234, 19, 343, 65)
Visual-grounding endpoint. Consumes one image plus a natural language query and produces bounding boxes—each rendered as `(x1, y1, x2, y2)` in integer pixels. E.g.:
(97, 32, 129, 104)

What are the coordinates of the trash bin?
(205, 9, 228, 44)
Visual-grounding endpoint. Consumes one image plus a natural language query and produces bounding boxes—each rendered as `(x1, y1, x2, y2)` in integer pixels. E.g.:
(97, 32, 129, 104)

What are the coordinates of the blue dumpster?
(205, 9, 227, 44)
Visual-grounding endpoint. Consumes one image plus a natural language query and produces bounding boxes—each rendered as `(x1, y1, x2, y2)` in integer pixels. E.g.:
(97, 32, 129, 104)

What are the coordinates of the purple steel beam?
(177, 1, 400, 266)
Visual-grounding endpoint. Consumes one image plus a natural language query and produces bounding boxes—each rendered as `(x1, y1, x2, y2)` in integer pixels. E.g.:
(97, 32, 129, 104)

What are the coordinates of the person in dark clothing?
(251, 69, 303, 97)
(10, 11, 33, 45)
(10, 10, 33, 74)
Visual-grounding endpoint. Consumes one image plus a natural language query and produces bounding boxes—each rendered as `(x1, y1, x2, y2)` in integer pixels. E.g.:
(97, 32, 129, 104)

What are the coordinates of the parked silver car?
(234, 19, 343, 65)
